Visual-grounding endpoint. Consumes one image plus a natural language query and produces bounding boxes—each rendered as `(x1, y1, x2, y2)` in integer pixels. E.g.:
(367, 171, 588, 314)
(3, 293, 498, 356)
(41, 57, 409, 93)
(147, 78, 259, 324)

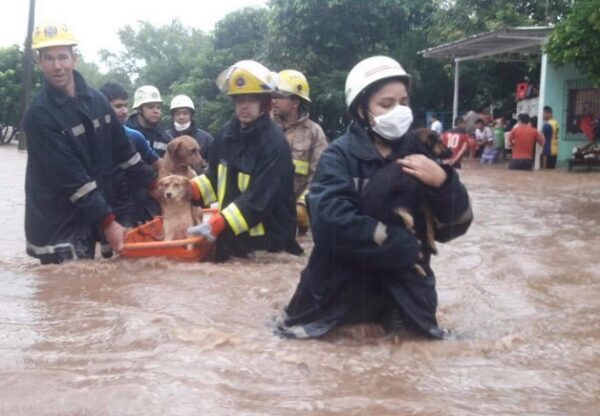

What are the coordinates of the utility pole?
(18, 0, 35, 151)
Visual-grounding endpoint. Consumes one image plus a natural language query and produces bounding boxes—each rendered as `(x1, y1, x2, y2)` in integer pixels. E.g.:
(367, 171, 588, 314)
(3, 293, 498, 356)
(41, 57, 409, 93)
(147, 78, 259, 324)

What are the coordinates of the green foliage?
(0, 46, 25, 128)
(546, 0, 600, 86)
(427, 0, 573, 117)
(76, 58, 133, 92)
(267, 0, 438, 135)
(93, 0, 579, 138)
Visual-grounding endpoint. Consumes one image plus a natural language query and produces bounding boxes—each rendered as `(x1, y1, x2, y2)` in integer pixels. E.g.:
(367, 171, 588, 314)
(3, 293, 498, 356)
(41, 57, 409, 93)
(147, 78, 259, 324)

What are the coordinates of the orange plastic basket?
(121, 209, 217, 262)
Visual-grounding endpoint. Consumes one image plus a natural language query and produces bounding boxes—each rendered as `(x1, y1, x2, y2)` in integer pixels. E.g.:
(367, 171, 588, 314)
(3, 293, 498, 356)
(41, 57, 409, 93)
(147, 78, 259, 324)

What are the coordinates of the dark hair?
(100, 82, 128, 101)
(353, 76, 410, 121)
(454, 116, 464, 125)
(543, 106, 553, 113)
(530, 116, 538, 128)
(475, 118, 484, 124)
(517, 113, 530, 124)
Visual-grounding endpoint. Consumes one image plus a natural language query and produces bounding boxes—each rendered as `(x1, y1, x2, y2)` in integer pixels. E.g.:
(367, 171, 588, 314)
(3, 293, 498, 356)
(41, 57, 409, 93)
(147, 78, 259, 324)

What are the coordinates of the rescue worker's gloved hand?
(187, 213, 226, 243)
(101, 213, 126, 253)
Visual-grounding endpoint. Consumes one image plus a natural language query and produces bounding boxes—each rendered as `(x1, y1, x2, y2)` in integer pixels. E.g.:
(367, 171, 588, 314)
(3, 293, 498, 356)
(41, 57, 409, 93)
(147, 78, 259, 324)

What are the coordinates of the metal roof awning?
(419, 26, 555, 170)
(419, 26, 553, 62)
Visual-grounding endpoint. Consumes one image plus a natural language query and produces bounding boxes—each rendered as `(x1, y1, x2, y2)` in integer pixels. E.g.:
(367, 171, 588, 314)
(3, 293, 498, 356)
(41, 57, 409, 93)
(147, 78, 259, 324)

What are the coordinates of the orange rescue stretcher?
(121, 209, 217, 262)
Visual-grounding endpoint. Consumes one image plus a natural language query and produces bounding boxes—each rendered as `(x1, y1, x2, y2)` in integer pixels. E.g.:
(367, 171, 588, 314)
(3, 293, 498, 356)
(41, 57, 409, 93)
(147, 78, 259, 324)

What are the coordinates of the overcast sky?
(4, 0, 268, 65)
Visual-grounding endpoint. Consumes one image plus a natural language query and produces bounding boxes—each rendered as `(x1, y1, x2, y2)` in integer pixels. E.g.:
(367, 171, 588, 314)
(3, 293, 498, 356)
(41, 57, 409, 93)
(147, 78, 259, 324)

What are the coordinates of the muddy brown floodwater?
(0, 144, 598, 415)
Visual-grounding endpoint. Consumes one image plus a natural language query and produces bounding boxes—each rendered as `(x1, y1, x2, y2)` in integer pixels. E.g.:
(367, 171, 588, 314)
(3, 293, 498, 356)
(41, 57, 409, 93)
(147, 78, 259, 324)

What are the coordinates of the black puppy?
(360, 128, 452, 274)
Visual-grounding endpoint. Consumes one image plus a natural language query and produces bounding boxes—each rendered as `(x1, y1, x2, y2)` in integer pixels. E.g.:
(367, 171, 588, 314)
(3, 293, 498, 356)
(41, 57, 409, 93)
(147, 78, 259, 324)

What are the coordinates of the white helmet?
(132, 85, 162, 110)
(170, 94, 195, 112)
(345, 56, 410, 110)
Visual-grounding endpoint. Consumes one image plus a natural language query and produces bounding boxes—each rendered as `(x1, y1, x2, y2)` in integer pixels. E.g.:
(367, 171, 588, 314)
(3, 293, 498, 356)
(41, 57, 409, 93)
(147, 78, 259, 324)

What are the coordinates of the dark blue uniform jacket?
(278, 122, 473, 338)
(24, 71, 156, 263)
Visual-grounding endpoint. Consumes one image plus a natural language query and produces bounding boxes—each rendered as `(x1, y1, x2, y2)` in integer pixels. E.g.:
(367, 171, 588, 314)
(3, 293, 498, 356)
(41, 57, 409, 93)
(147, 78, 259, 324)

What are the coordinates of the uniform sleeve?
(24, 110, 112, 224)
(128, 128, 159, 166)
(220, 142, 289, 235)
(426, 166, 473, 243)
(191, 134, 220, 207)
(308, 146, 421, 270)
(308, 125, 328, 183)
(110, 110, 157, 189)
(541, 124, 552, 141)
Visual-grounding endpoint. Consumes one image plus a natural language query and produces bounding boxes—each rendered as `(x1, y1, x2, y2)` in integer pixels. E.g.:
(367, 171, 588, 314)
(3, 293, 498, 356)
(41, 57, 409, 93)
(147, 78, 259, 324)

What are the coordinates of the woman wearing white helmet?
(277, 56, 473, 339)
(168, 94, 214, 163)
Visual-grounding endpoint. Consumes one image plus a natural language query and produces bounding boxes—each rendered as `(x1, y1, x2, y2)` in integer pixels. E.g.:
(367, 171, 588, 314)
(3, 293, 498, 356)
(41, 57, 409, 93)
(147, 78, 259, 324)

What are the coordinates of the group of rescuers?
(24, 22, 472, 340)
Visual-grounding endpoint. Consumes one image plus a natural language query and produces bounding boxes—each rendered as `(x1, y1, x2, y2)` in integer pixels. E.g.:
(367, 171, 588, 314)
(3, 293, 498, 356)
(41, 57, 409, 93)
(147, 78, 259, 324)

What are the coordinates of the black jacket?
(168, 122, 214, 160)
(278, 122, 473, 338)
(24, 71, 156, 263)
(194, 113, 302, 260)
(126, 114, 172, 157)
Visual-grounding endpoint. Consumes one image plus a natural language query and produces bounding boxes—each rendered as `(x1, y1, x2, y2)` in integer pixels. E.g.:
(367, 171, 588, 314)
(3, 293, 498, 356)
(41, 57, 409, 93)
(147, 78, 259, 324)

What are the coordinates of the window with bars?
(564, 80, 600, 141)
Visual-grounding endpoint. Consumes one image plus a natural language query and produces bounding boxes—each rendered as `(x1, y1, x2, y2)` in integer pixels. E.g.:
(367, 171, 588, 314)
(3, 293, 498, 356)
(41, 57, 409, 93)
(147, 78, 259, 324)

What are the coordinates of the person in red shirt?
(508, 113, 545, 170)
(441, 116, 470, 168)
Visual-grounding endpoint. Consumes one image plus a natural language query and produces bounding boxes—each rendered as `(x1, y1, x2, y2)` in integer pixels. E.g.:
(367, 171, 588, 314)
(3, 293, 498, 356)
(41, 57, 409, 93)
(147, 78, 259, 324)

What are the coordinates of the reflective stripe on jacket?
(275, 113, 328, 204)
(196, 113, 302, 260)
(24, 71, 156, 262)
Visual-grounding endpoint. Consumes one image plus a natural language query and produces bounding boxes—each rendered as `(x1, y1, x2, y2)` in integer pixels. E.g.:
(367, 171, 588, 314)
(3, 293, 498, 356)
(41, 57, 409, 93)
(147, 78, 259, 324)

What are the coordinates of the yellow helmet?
(276, 69, 311, 103)
(216, 60, 276, 96)
(32, 22, 78, 50)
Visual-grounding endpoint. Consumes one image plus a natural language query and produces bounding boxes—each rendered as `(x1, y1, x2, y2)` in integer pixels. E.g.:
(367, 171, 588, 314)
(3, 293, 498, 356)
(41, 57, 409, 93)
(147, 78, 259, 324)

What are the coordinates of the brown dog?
(161, 135, 203, 179)
(158, 175, 202, 241)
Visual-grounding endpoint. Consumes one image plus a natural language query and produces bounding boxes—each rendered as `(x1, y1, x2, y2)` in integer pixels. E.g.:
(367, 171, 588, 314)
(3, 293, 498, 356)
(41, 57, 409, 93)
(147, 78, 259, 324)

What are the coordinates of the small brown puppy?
(159, 175, 201, 241)
(161, 135, 203, 179)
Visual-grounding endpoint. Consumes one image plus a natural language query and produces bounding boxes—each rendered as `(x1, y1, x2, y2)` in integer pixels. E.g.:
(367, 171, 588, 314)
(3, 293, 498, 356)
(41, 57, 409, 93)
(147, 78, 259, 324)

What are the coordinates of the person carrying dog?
(168, 94, 214, 167)
(275, 56, 472, 339)
(272, 70, 328, 235)
(126, 85, 172, 157)
(23, 22, 157, 264)
(187, 60, 302, 261)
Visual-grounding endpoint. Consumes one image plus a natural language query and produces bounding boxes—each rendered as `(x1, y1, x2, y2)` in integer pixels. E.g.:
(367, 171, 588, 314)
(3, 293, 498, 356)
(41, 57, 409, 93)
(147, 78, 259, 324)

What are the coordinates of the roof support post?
(453, 59, 460, 125)
(534, 51, 548, 170)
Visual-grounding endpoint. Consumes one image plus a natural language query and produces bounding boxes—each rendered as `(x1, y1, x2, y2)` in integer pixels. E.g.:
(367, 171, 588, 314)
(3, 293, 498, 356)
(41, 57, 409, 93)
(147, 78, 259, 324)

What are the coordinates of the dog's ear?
(167, 138, 183, 157)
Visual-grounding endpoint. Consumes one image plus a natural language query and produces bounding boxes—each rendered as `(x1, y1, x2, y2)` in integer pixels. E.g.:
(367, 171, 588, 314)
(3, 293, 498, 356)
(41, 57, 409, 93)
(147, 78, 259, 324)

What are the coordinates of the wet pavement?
(0, 144, 598, 415)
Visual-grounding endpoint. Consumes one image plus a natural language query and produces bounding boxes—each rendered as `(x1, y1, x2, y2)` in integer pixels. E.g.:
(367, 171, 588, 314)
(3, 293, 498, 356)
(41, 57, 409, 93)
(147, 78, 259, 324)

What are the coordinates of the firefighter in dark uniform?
(187, 60, 302, 261)
(24, 22, 157, 264)
(125, 85, 172, 157)
(276, 56, 473, 339)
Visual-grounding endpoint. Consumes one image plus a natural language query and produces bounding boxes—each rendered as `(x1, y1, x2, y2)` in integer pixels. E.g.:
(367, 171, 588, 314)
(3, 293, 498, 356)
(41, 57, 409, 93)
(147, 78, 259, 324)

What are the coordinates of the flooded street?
(0, 144, 598, 415)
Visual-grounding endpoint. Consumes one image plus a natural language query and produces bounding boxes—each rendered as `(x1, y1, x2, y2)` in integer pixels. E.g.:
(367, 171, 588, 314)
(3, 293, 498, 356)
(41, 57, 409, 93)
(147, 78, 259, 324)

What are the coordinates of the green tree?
(100, 20, 212, 95)
(427, 0, 574, 118)
(0, 46, 25, 142)
(76, 58, 133, 92)
(546, 0, 600, 86)
(178, 6, 269, 132)
(267, 0, 437, 136)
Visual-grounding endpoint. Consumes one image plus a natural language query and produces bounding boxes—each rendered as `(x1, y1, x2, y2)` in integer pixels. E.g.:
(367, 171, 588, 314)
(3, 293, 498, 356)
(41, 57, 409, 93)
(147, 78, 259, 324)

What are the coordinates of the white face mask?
(174, 121, 191, 132)
(370, 105, 413, 141)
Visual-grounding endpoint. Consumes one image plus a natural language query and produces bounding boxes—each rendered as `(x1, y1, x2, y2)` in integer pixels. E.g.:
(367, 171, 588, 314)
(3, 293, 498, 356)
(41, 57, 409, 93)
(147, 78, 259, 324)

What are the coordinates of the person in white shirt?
(430, 114, 443, 134)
